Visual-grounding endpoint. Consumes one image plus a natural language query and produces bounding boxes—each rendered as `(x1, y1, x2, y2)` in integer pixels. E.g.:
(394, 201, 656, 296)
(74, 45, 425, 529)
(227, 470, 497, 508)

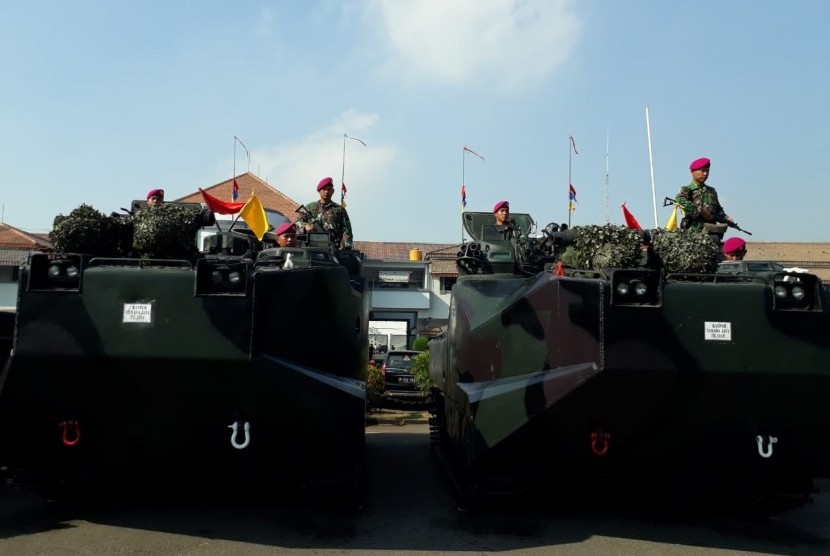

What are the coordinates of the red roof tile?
(429, 260, 459, 276)
(354, 241, 457, 261)
(743, 242, 830, 263)
(0, 223, 52, 250)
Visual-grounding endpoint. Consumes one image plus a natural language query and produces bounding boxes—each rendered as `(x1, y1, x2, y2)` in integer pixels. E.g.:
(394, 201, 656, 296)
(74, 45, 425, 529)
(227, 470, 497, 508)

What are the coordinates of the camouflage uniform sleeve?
(340, 206, 353, 248)
(675, 185, 700, 219)
(708, 186, 728, 222)
(298, 202, 317, 224)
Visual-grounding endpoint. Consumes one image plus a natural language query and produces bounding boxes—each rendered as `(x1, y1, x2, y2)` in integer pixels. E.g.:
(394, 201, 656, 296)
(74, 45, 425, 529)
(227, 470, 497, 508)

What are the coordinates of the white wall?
(0, 283, 17, 309)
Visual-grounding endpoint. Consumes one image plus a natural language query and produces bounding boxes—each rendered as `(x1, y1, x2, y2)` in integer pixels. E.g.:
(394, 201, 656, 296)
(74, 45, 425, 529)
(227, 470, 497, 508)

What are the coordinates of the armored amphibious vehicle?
(429, 211, 830, 507)
(0, 201, 369, 501)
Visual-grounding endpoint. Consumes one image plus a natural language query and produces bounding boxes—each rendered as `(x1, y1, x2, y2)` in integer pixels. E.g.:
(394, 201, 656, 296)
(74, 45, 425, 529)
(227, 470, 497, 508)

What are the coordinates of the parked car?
(381, 350, 423, 399)
(717, 260, 785, 274)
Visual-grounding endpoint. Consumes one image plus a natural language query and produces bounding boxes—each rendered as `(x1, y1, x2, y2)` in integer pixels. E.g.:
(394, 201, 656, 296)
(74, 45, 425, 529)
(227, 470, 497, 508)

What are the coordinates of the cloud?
(256, 9, 274, 37)
(245, 108, 397, 205)
(367, 0, 582, 91)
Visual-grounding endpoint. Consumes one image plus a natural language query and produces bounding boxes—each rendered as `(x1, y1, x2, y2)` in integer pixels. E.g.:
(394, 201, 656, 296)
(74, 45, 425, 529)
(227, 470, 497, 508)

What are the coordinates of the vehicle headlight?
(774, 285, 788, 299)
(611, 269, 661, 307)
(196, 260, 249, 296)
(48, 264, 62, 279)
(28, 254, 83, 292)
(791, 286, 805, 301)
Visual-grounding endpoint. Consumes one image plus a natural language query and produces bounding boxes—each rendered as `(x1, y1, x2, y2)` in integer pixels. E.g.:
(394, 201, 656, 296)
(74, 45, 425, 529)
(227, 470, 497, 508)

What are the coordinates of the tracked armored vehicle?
(429, 211, 830, 507)
(0, 201, 369, 501)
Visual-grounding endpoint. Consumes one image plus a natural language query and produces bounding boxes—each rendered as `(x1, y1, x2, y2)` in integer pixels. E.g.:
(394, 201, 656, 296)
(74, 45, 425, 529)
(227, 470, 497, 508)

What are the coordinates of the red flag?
(461, 184, 467, 209)
(200, 188, 246, 215)
(621, 203, 642, 230)
(232, 179, 239, 201)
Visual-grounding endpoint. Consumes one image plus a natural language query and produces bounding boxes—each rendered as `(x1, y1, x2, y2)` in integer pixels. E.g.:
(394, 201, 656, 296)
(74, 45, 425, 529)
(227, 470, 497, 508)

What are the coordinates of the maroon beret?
(722, 237, 746, 254)
(689, 158, 711, 171)
(493, 200, 509, 213)
(275, 222, 296, 236)
(317, 177, 334, 191)
(146, 188, 164, 200)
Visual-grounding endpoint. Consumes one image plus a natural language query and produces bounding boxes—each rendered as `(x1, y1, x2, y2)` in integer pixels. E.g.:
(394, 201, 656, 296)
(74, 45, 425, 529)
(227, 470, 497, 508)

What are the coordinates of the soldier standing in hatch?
(146, 188, 164, 207)
(493, 200, 510, 227)
(675, 157, 736, 231)
(274, 221, 297, 248)
(722, 237, 747, 261)
(297, 177, 353, 249)
(493, 200, 520, 239)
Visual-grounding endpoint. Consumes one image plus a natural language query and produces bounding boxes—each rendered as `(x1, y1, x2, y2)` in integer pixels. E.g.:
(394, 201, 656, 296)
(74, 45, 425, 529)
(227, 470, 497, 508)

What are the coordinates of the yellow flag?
(239, 193, 268, 240)
(665, 205, 678, 232)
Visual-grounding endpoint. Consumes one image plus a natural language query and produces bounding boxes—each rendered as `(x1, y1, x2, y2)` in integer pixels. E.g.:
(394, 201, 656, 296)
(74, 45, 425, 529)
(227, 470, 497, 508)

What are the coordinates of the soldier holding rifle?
(297, 177, 353, 249)
(675, 157, 744, 235)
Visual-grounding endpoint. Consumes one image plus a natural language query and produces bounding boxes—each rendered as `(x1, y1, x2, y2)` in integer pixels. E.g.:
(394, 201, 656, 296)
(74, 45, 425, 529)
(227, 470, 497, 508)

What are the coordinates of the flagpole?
(234, 136, 250, 174)
(461, 146, 485, 244)
(646, 108, 658, 228)
(568, 136, 572, 228)
(461, 146, 465, 244)
(341, 134, 347, 201)
(341, 134, 366, 207)
(605, 130, 610, 224)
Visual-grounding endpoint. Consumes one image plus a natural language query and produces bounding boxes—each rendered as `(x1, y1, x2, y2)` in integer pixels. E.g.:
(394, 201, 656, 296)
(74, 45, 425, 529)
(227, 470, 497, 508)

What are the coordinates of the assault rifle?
(663, 197, 752, 235)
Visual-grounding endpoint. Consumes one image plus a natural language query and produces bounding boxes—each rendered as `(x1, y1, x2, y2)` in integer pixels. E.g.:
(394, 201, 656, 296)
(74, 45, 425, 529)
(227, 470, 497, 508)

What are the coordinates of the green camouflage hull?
(0, 254, 368, 493)
(430, 271, 830, 493)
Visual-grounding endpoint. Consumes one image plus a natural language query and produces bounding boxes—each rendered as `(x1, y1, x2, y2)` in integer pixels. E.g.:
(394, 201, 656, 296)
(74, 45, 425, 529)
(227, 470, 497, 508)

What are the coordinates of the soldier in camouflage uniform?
(675, 157, 735, 231)
(493, 200, 521, 239)
(298, 177, 353, 249)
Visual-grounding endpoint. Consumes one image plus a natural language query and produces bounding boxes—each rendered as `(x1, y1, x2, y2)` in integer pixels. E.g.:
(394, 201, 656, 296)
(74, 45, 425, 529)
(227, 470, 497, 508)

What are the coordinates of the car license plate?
(399, 377, 413, 384)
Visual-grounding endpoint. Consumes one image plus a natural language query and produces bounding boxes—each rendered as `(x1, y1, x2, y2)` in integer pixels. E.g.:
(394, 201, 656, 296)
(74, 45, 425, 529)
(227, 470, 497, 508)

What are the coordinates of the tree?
(411, 352, 434, 394)
(412, 335, 430, 351)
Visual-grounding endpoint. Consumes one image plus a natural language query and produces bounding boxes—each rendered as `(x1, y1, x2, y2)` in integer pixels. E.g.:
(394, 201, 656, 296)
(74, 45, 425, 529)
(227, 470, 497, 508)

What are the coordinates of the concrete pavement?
(366, 408, 429, 426)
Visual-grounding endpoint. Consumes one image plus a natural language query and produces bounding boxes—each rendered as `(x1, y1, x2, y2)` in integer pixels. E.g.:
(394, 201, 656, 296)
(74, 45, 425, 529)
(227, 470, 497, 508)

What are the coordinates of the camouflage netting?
(557, 224, 721, 273)
(132, 203, 203, 259)
(564, 224, 643, 270)
(650, 228, 721, 274)
(51, 204, 127, 256)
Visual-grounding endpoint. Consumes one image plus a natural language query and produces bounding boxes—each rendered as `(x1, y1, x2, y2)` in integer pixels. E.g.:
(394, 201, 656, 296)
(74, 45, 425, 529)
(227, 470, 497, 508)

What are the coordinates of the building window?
(371, 269, 425, 290)
(0, 266, 17, 282)
(440, 276, 457, 293)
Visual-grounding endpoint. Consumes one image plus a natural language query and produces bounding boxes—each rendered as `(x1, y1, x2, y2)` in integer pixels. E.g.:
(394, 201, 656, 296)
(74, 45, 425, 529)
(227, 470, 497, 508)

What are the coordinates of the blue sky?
(2, 1, 828, 243)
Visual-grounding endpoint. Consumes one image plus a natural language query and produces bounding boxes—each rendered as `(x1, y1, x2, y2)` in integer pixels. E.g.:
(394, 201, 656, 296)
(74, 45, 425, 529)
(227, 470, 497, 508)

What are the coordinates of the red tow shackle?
(590, 430, 610, 457)
(59, 419, 81, 446)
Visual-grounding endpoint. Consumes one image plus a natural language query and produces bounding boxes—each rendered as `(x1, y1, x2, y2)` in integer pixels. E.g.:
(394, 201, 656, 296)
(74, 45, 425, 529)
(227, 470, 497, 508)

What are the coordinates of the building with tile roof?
(354, 241, 457, 262)
(741, 242, 830, 281)
(0, 223, 52, 307)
